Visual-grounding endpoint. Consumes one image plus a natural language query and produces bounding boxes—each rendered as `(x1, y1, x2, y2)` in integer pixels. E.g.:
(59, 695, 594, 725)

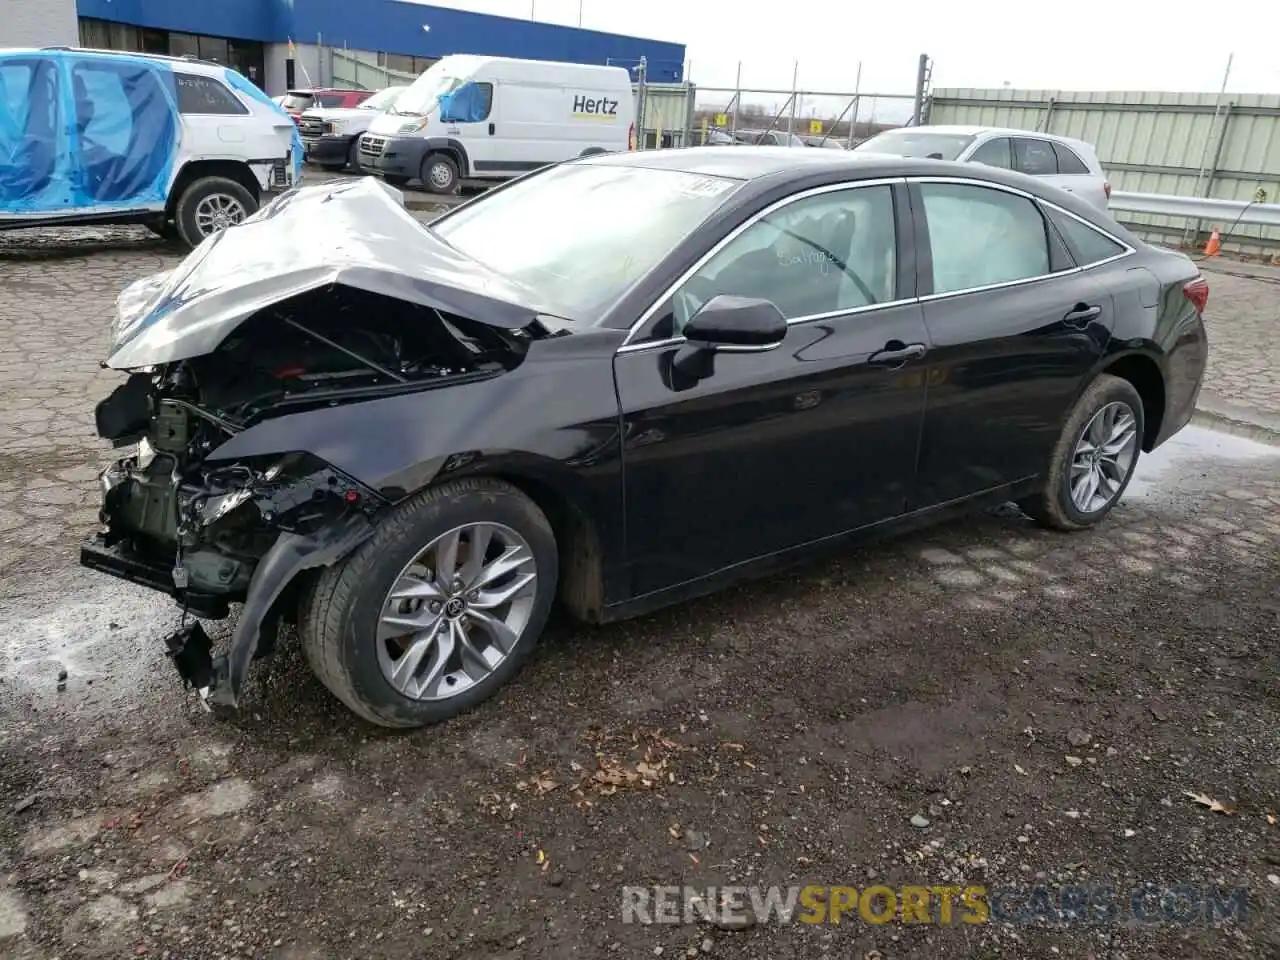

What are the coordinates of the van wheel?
(422, 153, 459, 194)
(174, 176, 258, 248)
(348, 138, 361, 172)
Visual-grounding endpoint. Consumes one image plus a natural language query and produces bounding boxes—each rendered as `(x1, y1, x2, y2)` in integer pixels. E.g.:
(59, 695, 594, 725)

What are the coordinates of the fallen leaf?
(1184, 791, 1235, 815)
(536, 849, 546, 864)
(796, 856, 812, 864)
(1014, 764, 1027, 776)
(720, 742, 745, 752)
(743, 760, 756, 770)
(1267, 814, 1276, 826)
(689, 853, 700, 865)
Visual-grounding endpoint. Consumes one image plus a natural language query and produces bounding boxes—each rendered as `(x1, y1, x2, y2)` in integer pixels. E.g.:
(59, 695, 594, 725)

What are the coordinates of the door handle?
(868, 341, 927, 368)
(1063, 303, 1102, 328)
(488, 122, 496, 135)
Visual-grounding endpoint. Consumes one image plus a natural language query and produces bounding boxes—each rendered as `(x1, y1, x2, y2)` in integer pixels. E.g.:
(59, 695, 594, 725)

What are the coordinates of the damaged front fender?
(199, 510, 374, 715)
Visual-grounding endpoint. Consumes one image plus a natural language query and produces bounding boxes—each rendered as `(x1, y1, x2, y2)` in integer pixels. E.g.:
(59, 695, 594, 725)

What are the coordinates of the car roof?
(581, 146, 1116, 220)
(875, 124, 1094, 149)
(584, 145, 964, 180)
(0, 46, 228, 75)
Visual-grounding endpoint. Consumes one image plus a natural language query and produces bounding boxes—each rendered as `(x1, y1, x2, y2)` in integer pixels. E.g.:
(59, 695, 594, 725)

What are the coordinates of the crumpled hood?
(107, 178, 550, 370)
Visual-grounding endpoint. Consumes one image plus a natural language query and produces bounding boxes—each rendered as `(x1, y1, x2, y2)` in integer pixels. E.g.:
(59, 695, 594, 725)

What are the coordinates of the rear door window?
(968, 137, 1013, 169)
(1013, 138, 1059, 176)
(919, 182, 1053, 294)
(173, 74, 248, 115)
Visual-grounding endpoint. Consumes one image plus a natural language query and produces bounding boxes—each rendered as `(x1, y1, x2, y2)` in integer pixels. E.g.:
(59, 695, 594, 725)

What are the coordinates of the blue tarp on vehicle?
(223, 67, 304, 183)
(0, 50, 181, 216)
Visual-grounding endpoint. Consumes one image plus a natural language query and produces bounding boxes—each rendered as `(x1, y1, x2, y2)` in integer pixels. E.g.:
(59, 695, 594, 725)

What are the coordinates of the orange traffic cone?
(1204, 226, 1222, 257)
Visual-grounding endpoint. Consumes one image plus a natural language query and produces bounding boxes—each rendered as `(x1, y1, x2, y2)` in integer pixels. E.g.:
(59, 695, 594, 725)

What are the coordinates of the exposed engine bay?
(81, 285, 533, 713)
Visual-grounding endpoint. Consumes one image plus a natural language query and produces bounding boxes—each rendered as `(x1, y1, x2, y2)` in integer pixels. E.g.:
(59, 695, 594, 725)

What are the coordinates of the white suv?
(855, 125, 1111, 210)
(0, 47, 302, 247)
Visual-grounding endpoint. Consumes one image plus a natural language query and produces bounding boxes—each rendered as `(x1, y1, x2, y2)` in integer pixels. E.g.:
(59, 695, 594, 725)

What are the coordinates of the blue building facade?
(72, 0, 686, 87)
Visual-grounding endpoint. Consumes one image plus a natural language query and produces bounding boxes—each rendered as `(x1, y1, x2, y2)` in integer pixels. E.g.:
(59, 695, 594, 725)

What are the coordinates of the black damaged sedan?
(83, 147, 1209, 727)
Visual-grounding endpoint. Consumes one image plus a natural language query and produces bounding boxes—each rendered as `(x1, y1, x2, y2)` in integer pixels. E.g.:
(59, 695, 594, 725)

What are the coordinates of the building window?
(383, 53, 437, 76)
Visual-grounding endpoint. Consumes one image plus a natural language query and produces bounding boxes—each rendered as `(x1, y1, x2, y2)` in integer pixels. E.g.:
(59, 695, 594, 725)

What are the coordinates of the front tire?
(421, 152, 459, 194)
(299, 478, 558, 728)
(1018, 373, 1144, 531)
(173, 176, 257, 249)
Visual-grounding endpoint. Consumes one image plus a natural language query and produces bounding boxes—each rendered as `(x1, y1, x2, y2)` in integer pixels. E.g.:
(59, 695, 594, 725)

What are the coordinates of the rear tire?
(1018, 373, 1144, 531)
(173, 176, 257, 249)
(299, 478, 559, 728)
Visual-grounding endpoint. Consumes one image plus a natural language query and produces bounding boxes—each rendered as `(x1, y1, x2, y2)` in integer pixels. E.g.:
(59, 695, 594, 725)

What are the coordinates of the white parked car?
(855, 125, 1111, 210)
(299, 85, 408, 171)
(359, 54, 636, 194)
(0, 47, 302, 247)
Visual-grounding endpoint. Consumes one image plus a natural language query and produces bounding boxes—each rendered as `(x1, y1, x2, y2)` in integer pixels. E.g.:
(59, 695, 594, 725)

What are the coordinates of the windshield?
(392, 65, 466, 115)
(854, 130, 976, 160)
(431, 163, 743, 320)
(281, 93, 314, 110)
(360, 85, 407, 111)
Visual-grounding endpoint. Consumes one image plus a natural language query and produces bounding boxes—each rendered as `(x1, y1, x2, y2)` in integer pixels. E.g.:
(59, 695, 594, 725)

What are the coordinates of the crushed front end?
(83, 363, 384, 712)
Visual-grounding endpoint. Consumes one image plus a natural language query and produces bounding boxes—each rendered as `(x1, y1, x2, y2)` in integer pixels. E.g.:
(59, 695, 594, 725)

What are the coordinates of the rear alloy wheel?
(422, 152, 459, 194)
(174, 176, 258, 248)
(1018, 373, 1144, 530)
(300, 478, 558, 728)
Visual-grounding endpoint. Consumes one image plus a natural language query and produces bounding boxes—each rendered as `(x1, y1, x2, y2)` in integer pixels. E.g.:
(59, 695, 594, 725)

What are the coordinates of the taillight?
(628, 122, 636, 151)
(1103, 181, 1112, 199)
(1183, 276, 1209, 314)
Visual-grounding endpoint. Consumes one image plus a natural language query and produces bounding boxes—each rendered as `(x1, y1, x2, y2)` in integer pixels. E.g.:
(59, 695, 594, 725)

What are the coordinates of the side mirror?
(683, 294, 787, 350)
(667, 295, 787, 389)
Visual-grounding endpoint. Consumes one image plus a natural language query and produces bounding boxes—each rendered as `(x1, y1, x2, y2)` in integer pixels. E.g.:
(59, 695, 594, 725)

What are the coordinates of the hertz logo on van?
(572, 94, 619, 120)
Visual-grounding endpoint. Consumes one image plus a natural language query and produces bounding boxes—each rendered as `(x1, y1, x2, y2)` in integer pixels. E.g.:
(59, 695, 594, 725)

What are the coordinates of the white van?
(358, 54, 635, 194)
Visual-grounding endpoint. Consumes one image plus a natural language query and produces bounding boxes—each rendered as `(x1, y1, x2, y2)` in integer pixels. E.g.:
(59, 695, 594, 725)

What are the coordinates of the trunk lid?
(107, 178, 557, 370)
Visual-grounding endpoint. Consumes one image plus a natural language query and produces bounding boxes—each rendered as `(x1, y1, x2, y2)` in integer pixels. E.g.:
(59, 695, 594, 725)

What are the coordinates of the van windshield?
(392, 66, 465, 116)
(431, 162, 743, 321)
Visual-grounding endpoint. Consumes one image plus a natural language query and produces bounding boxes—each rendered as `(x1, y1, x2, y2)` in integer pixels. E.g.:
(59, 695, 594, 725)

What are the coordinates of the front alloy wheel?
(299, 478, 558, 728)
(376, 523, 538, 702)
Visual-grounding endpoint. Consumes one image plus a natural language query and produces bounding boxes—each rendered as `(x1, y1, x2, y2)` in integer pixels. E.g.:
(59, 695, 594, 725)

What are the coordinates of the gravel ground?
(0, 220, 1277, 960)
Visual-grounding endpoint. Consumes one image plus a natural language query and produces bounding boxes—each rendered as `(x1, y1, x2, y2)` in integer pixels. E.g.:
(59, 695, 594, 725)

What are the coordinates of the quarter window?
(669, 185, 897, 332)
(1051, 141, 1090, 174)
(1013, 138, 1058, 176)
(968, 137, 1012, 169)
(173, 74, 248, 114)
(1046, 206, 1126, 265)
(919, 183, 1051, 294)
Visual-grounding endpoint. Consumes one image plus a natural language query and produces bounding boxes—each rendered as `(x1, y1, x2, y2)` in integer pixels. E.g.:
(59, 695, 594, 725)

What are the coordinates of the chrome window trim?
(615, 174, 1138, 357)
(617, 177, 907, 351)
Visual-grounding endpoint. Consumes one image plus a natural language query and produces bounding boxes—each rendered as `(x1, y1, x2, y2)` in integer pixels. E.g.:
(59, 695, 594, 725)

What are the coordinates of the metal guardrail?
(1109, 191, 1280, 228)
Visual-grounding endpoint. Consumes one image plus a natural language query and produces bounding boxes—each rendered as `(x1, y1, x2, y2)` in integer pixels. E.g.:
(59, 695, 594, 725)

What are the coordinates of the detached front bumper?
(80, 445, 382, 715)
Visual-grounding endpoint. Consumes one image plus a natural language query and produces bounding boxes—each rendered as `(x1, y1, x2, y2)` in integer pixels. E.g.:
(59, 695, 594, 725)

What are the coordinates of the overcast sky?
(421, 0, 1275, 100)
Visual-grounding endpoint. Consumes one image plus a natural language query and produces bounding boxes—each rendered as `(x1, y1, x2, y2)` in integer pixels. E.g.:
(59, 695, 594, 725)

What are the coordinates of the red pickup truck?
(279, 88, 373, 124)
